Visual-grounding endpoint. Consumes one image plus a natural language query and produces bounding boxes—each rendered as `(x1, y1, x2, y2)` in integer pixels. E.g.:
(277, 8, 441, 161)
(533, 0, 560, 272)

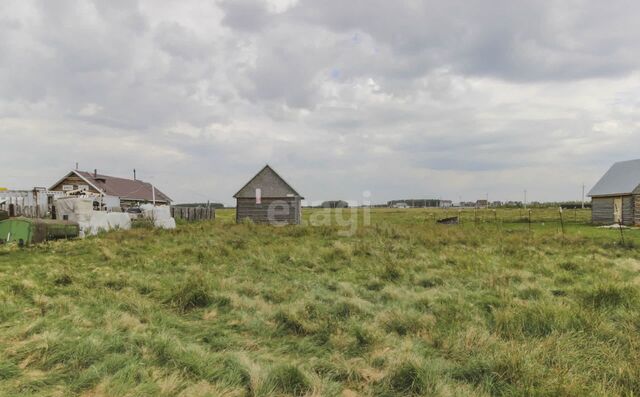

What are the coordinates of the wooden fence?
(170, 207, 215, 222)
(2, 204, 43, 218)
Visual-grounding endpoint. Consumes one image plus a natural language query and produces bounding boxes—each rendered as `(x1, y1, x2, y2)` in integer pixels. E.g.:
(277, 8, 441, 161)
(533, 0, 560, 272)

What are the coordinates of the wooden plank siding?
(236, 197, 301, 225)
(591, 197, 615, 225)
(623, 196, 634, 226)
(634, 195, 640, 226)
(592, 195, 635, 225)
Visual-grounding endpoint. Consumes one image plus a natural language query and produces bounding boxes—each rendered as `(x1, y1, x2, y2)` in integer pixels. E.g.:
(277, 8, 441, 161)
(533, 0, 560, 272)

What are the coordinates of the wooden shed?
(588, 159, 640, 226)
(234, 165, 303, 225)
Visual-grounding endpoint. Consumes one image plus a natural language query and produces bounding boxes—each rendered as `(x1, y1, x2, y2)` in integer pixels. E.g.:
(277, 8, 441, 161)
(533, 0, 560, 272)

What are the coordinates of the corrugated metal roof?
(588, 159, 640, 197)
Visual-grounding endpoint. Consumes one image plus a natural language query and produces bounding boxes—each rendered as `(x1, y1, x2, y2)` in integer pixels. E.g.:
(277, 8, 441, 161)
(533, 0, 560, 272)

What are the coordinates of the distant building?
(589, 159, 640, 225)
(440, 200, 453, 208)
(392, 202, 410, 209)
(387, 199, 448, 208)
(321, 200, 349, 208)
(476, 200, 488, 208)
(50, 169, 172, 209)
(234, 165, 303, 225)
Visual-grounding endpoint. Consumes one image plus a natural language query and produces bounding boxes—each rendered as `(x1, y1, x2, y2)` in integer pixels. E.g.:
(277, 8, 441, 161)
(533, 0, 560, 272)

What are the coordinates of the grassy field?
(2, 208, 640, 396)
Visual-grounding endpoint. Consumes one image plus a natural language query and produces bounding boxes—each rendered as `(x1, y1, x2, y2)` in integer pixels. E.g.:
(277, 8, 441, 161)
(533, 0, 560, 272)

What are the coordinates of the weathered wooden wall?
(623, 196, 634, 226)
(170, 207, 215, 222)
(634, 195, 640, 226)
(592, 195, 635, 225)
(591, 197, 614, 225)
(236, 197, 301, 225)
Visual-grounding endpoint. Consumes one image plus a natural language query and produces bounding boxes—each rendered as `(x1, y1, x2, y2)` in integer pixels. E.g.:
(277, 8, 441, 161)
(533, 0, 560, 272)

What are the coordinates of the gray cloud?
(1, 0, 639, 204)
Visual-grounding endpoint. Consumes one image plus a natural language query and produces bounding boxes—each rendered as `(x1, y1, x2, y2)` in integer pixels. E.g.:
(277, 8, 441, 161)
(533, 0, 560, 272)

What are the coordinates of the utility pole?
(152, 184, 156, 206)
(582, 184, 585, 209)
(524, 189, 527, 210)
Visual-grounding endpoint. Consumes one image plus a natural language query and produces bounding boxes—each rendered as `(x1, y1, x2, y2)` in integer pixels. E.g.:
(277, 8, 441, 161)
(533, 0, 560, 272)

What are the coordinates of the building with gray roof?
(588, 159, 640, 225)
(234, 165, 303, 225)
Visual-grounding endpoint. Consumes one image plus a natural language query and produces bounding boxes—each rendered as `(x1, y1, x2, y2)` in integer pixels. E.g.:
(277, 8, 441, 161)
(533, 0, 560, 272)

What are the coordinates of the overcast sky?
(1, 0, 639, 205)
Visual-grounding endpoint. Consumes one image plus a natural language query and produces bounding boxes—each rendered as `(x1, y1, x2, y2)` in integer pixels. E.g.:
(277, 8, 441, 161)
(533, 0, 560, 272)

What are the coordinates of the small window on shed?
(78, 184, 89, 191)
(62, 185, 74, 191)
(256, 188, 262, 204)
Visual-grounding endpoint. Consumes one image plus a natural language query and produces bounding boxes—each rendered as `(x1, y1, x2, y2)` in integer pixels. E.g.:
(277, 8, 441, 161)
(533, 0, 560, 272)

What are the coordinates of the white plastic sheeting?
(140, 204, 177, 229)
(55, 198, 94, 223)
(54, 198, 131, 237)
(82, 212, 132, 237)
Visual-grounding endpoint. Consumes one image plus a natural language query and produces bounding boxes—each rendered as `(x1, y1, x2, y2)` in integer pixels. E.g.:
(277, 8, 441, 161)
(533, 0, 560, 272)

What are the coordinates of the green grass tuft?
(262, 364, 311, 397)
(376, 361, 438, 396)
(166, 275, 213, 312)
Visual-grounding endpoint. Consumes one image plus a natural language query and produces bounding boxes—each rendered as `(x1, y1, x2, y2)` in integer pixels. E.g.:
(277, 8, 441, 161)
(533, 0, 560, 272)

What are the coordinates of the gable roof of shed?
(588, 159, 640, 197)
(50, 170, 172, 203)
(233, 165, 303, 199)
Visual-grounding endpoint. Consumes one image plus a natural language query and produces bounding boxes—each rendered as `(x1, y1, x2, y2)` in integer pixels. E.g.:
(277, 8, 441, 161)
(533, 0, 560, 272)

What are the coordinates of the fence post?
(619, 221, 625, 246)
(528, 210, 532, 234)
(559, 207, 565, 239)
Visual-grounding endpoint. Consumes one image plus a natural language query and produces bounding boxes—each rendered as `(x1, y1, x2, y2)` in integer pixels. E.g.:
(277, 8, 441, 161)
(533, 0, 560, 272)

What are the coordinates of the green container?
(0, 218, 80, 246)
